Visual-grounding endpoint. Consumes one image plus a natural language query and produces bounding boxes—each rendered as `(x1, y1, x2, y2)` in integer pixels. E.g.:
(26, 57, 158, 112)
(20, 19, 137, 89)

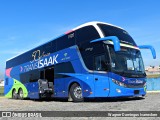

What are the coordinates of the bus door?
(32, 66, 54, 99)
(94, 54, 110, 97)
(43, 66, 54, 88)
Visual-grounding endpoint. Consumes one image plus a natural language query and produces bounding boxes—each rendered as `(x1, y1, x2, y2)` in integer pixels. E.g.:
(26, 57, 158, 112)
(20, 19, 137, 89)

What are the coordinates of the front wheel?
(70, 83, 84, 102)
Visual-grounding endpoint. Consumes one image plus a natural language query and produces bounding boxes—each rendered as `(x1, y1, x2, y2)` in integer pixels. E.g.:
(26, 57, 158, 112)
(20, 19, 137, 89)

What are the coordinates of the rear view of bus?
(4, 21, 156, 102)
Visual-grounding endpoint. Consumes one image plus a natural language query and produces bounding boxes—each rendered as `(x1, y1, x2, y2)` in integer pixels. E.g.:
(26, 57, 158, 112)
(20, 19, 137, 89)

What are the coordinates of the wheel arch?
(18, 87, 23, 93)
(68, 81, 84, 102)
(68, 80, 83, 93)
(68, 82, 80, 92)
(12, 88, 16, 94)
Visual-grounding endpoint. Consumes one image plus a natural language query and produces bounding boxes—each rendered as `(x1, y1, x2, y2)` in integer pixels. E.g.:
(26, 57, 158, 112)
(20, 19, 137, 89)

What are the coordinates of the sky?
(0, 0, 160, 79)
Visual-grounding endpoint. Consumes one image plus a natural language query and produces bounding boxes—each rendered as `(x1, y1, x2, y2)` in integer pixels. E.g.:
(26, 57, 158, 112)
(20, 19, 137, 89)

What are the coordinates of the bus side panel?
(54, 74, 95, 98)
(4, 76, 14, 98)
(4, 77, 29, 98)
(63, 73, 95, 98)
(54, 78, 66, 97)
(26, 82, 39, 99)
(5, 66, 29, 98)
(54, 77, 91, 98)
(94, 74, 110, 97)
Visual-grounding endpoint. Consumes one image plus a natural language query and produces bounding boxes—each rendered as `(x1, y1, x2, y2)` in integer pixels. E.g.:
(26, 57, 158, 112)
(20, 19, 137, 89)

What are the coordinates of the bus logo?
(32, 50, 51, 61)
(61, 53, 70, 61)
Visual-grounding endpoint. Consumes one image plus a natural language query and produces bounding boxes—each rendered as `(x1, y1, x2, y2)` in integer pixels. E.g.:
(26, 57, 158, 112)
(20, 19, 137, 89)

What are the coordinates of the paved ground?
(0, 93, 160, 120)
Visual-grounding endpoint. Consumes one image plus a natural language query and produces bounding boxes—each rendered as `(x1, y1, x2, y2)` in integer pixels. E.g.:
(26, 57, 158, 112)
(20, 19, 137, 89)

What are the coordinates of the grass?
(0, 86, 4, 96)
(147, 74, 160, 78)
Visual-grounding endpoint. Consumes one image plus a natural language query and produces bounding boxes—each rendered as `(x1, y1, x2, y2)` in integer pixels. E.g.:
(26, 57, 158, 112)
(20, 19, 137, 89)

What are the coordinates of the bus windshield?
(108, 46, 145, 78)
(98, 23, 137, 46)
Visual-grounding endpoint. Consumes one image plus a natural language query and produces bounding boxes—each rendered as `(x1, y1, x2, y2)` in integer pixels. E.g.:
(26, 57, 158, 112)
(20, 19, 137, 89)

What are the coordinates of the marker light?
(116, 89, 121, 93)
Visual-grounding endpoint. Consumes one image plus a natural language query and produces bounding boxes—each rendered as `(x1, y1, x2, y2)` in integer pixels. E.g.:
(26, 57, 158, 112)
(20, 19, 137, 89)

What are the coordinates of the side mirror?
(138, 45, 156, 59)
(90, 36, 120, 51)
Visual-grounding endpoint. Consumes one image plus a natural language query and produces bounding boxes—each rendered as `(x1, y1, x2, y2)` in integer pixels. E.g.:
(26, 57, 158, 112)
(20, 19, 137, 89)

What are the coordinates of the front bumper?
(109, 81, 146, 97)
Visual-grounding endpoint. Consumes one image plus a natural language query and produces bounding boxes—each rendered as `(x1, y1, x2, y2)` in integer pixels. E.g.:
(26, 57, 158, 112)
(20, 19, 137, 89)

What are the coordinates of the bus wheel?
(70, 83, 84, 102)
(18, 89, 24, 100)
(12, 89, 17, 99)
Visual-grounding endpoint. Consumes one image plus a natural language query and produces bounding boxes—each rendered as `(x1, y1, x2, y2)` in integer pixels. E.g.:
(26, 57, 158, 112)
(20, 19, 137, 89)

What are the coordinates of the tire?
(12, 89, 17, 99)
(70, 83, 84, 102)
(18, 89, 24, 100)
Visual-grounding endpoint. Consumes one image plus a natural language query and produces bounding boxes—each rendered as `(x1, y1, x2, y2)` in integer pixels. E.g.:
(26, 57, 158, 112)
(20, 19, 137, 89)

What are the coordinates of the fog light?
(116, 89, 121, 93)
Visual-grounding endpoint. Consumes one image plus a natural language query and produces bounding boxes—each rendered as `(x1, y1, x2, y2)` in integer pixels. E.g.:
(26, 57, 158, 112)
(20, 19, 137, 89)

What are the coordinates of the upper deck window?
(57, 31, 75, 51)
(75, 25, 100, 44)
(97, 24, 137, 46)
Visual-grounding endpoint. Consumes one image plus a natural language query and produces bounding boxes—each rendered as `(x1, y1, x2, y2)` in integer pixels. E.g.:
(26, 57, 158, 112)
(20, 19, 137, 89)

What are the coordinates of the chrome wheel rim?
(73, 86, 82, 99)
(13, 90, 16, 98)
(19, 90, 23, 98)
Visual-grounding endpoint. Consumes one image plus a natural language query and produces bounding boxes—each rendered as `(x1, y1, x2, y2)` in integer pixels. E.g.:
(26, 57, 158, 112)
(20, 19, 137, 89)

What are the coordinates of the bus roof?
(6, 21, 123, 62)
(72, 21, 124, 31)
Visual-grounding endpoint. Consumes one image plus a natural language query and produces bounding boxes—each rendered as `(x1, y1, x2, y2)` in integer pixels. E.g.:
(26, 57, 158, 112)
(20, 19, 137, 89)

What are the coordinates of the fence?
(147, 77, 160, 91)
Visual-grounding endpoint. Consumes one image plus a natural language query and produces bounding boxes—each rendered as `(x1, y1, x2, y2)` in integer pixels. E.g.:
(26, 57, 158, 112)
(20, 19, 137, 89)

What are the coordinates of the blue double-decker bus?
(4, 21, 156, 102)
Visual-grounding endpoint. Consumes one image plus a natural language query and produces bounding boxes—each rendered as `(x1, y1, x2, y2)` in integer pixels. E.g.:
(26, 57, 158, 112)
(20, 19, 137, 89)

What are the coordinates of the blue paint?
(58, 72, 146, 97)
(54, 78, 66, 97)
(109, 79, 146, 97)
(26, 82, 39, 99)
(4, 77, 14, 94)
(147, 77, 160, 91)
(138, 45, 156, 59)
(90, 36, 120, 51)
(5, 44, 148, 99)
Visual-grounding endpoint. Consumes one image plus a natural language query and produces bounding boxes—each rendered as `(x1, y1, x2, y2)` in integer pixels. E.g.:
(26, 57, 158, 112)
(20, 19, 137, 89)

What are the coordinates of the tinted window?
(94, 54, 108, 71)
(79, 42, 105, 70)
(83, 56, 94, 70)
(44, 41, 56, 54)
(79, 42, 105, 57)
(98, 24, 137, 46)
(6, 45, 44, 68)
(6, 40, 57, 69)
(76, 26, 100, 44)
(57, 32, 75, 51)
(29, 70, 40, 82)
(20, 72, 30, 84)
(39, 66, 54, 82)
(54, 62, 75, 79)
(20, 69, 40, 83)
(45, 67, 54, 82)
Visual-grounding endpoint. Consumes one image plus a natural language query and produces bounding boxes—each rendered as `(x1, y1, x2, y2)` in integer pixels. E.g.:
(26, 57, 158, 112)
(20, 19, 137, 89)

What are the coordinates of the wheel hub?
(73, 86, 82, 99)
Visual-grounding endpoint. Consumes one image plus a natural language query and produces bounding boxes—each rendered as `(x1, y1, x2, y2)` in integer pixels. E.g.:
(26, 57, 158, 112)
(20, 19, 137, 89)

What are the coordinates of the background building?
(0, 80, 4, 87)
(145, 66, 160, 75)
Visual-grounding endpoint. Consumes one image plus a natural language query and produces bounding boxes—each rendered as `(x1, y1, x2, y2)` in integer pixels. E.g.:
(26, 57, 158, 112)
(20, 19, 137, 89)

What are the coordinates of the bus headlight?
(112, 79, 127, 87)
